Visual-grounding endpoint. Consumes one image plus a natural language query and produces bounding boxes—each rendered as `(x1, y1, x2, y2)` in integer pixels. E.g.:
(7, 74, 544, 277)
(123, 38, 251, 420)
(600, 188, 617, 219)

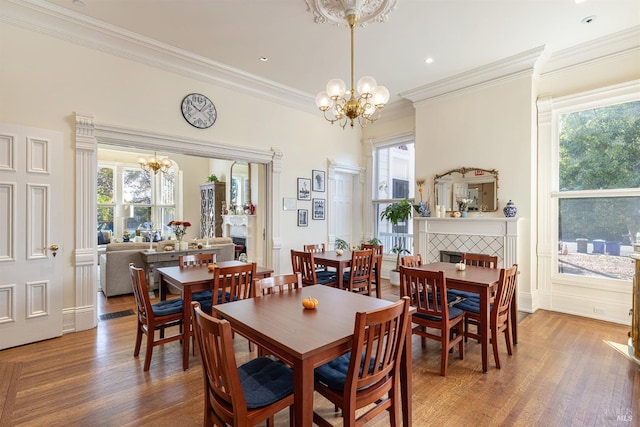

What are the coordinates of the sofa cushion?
(97, 231, 107, 245)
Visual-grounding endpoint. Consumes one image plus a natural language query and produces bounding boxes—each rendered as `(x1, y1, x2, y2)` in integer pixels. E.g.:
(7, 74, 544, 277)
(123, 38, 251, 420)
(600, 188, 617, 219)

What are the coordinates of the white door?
(0, 123, 63, 350)
(334, 172, 354, 246)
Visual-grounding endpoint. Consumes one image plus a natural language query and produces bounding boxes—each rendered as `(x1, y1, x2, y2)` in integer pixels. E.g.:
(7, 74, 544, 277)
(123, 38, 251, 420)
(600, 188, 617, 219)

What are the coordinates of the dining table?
(156, 261, 273, 370)
(211, 284, 413, 427)
(312, 249, 382, 298)
(415, 261, 517, 372)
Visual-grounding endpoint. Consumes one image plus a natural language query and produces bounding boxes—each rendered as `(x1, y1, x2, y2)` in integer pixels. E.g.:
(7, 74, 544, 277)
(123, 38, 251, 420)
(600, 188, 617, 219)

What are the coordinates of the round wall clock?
(181, 93, 217, 129)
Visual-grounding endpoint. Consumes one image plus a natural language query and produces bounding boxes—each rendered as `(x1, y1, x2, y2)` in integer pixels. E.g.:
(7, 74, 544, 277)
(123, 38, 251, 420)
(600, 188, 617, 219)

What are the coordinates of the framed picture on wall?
(297, 209, 309, 227)
(312, 198, 325, 220)
(312, 169, 326, 192)
(297, 178, 311, 200)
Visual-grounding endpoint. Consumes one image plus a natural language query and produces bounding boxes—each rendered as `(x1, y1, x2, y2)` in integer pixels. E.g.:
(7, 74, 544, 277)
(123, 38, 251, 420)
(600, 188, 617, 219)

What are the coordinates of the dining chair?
(129, 263, 183, 371)
(313, 297, 410, 427)
(400, 254, 422, 267)
(453, 264, 518, 368)
(361, 244, 384, 298)
(343, 249, 376, 296)
(252, 272, 303, 297)
(210, 262, 257, 307)
(179, 253, 216, 267)
(291, 249, 337, 287)
(190, 302, 294, 427)
(303, 243, 337, 282)
(399, 266, 465, 376)
(462, 252, 498, 268)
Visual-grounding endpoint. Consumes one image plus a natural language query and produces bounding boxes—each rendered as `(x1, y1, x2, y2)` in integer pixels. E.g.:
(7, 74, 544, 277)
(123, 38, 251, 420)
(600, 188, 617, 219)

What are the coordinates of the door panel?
(334, 172, 353, 246)
(0, 123, 63, 349)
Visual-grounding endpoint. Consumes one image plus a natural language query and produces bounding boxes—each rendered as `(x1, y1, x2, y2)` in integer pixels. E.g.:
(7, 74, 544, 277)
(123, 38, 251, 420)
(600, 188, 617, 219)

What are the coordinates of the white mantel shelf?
(414, 216, 521, 267)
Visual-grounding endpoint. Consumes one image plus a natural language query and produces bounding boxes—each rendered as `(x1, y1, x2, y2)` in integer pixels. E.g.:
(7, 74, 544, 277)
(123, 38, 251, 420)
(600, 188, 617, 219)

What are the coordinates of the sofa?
(99, 237, 235, 297)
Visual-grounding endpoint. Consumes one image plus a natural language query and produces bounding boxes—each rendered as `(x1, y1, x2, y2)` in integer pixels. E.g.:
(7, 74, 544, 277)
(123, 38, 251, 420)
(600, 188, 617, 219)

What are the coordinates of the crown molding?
(540, 25, 640, 78)
(399, 46, 548, 105)
(0, 0, 318, 113)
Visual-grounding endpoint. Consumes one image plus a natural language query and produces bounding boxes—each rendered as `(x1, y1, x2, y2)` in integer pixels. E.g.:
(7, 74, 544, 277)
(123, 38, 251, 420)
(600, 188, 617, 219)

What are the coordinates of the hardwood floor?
(0, 282, 638, 426)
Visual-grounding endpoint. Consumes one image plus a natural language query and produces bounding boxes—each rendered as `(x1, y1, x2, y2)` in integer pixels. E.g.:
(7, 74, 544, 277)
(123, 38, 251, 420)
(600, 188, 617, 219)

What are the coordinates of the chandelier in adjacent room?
(309, 0, 397, 128)
(138, 152, 172, 175)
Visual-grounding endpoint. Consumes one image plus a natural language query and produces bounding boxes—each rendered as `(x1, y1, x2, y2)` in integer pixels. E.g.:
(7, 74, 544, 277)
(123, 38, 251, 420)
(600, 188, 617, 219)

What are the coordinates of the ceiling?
(42, 0, 640, 107)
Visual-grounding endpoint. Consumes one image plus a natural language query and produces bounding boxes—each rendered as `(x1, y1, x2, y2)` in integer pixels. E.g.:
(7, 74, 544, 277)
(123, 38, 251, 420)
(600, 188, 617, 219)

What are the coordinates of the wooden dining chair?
(179, 253, 216, 267)
(291, 249, 337, 287)
(190, 302, 294, 427)
(252, 272, 303, 297)
(313, 297, 410, 427)
(361, 244, 383, 298)
(399, 266, 465, 376)
(462, 252, 498, 268)
(453, 264, 519, 368)
(400, 254, 423, 267)
(129, 263, 183, 371)
(303, 243, 336, 282)
(343, 249, 375, 296)
(210, 262, 257, 307)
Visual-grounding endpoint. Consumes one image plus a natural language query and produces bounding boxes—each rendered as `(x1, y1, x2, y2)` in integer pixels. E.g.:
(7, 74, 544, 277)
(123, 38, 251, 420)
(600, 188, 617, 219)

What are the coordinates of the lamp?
(138, 152, 172, 175)
(314, 10, 390, 129)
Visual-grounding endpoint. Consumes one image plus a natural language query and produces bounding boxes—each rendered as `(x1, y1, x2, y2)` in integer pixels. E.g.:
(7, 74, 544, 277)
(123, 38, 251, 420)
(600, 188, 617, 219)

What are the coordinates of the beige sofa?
(99, 238, 235, 297)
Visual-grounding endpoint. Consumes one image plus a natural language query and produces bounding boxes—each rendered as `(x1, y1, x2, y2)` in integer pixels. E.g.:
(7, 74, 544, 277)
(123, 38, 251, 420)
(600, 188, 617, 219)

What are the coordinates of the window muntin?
(556, 99, 640, 281)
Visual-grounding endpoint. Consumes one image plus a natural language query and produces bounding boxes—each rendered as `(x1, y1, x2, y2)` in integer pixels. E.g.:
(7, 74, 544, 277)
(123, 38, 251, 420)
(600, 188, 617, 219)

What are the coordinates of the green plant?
(334, 238, 349, 250)
(207, 174, 219, 183)
(380, 199, 413, 270)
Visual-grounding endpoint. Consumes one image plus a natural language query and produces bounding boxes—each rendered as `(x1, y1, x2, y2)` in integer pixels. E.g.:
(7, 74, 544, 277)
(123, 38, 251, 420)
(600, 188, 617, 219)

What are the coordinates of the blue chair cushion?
(316, 270, 336, 281)
(314, 352, 376, 391)
(238, 356, 294, 409)
(413, 305, 464, 321)
(447, 290, 478, 300)
(453, 299, 493, 314)
(151, 298, 183, 316)
(192, 290, 212, 301)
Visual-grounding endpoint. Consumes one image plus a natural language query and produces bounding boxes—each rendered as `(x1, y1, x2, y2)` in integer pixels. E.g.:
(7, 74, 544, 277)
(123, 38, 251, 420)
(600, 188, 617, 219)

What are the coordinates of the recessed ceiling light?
(425, 57, 434, 64)
(73, 0, 85, 6)
(259, 57, 268, 62)
(582, 15, 596, 24)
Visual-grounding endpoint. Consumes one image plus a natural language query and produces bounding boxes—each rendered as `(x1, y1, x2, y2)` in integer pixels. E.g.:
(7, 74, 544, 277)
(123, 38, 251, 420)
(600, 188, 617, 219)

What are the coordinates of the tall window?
(555, 99, 640, 281)
(97, 162, 178, 240)
(372, 140, 415, 254)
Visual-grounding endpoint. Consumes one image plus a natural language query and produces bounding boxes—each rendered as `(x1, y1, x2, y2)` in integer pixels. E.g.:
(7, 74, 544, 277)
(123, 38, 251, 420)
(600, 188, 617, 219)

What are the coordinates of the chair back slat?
(212, 263, 256, 305)
(303, 243, 326, 253)
(401, 254, 422, 268)
(191, 302, 248, 420)
(129, 263, 153, 321)
(253, 273, 302, 297)
(399, 267, 449, 319)
(347, 249, 374, 295)
(180, 253, 216, 267)
(361, 243, 384, 256)
(462, 253, 498, 269)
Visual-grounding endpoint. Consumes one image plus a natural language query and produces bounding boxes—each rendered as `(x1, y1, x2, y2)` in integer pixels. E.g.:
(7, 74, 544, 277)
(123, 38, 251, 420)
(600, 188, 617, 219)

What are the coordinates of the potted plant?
(380, 199, 413, 285)
(334, 237, 349, 255)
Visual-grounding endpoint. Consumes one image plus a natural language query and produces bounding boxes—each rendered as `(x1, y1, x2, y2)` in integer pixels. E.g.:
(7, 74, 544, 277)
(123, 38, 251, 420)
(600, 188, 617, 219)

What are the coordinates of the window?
(372, 138, 415, 254)
(97, 161, 178, 241)
(555, 98, 640, 281)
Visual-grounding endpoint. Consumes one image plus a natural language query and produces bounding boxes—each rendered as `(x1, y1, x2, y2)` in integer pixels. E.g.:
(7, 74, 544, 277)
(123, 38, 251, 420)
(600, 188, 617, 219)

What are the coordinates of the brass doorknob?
(47, 244, 59, 257)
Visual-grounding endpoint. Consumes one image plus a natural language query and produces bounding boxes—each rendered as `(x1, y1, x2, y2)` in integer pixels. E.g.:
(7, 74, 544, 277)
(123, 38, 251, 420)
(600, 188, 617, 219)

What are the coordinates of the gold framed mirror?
(434, 167, 499, 212)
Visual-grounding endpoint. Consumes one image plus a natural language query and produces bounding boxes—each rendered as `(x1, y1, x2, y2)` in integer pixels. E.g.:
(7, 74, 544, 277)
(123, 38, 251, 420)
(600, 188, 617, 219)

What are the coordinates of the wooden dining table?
(212, 284, 413, 427)
(415, 262, 517, 372)
(156, 261, 273, 370)
(312, 249, 382, 298)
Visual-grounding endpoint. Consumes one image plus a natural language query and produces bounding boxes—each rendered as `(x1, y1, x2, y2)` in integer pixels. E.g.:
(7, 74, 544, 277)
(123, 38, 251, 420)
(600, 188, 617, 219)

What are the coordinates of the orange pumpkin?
(207, 263, 217, 271)
(302, 297, 319, 310)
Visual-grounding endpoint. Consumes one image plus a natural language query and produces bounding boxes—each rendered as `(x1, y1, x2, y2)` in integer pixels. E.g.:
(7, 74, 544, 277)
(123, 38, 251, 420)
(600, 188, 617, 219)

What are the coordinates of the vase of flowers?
(414, 178, 431, 217)
(168, 220, 191, 249)
(457, 198, 472, 217)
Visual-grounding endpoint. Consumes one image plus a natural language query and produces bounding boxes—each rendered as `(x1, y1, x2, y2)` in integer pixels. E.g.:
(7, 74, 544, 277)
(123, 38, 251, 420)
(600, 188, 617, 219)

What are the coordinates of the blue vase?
(417, 202, 430, 217)
(461, 210, 468, 218)
(503, 200, 518, 217)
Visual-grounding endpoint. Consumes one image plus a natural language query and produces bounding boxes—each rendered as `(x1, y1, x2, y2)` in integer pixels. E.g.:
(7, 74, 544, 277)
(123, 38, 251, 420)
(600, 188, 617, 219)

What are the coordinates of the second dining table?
(212, 284, 413, 427)
(312, 249, 382, 298)
(415, 261, 516, 372)
(157, 261, 273, 370)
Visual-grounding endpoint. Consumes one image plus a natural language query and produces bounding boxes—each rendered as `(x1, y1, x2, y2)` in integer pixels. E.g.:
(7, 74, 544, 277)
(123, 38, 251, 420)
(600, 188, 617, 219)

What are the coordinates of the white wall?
(0, 22, 360, 317)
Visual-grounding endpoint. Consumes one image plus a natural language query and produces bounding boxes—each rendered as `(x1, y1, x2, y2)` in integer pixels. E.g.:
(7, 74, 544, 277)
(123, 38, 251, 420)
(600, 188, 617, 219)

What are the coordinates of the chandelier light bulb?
(326, 79, 347, 99)
(356, 76, 377, 98)
(372, 85, 390, 106)
(315, 92, 333, 110)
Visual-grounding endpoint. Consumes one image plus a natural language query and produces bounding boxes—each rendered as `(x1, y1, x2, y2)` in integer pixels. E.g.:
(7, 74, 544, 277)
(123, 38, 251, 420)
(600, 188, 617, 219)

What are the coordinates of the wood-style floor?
(1, 281, 638, 426)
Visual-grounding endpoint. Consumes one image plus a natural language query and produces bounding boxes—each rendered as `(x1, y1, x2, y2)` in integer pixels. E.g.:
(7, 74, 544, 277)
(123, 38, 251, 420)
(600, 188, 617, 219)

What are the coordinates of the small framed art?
(312, 198, 325, 220)
(297, 209, 309, 227)
(297, 178, 311, 200)
(312, 169, 326, 192)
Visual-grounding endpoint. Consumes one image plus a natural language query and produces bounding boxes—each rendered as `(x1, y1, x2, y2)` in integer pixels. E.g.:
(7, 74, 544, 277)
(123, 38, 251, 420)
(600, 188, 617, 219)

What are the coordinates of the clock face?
(181, 93, 217, 129)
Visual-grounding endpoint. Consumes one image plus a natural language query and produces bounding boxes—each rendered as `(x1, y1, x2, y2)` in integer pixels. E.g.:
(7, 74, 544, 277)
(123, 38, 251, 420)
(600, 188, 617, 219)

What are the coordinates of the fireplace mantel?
(414, 217, 521, 267)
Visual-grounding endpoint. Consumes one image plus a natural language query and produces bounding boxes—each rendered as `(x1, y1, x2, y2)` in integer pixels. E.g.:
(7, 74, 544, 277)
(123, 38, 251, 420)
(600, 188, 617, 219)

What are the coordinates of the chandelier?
(313, 7, 391, 129)
(138, 152, 172, 175)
